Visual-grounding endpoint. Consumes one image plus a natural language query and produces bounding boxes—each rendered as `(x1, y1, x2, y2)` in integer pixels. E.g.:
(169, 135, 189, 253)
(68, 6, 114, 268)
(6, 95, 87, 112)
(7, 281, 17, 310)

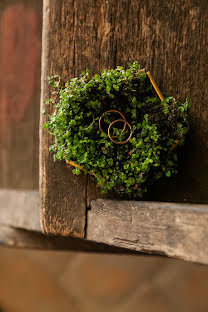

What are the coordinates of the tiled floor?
(0, 247, 208, 312)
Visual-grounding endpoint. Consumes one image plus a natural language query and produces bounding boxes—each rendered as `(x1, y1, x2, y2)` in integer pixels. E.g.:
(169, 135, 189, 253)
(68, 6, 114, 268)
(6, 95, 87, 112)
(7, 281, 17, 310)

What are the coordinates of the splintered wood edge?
(87, 199, 208, 265)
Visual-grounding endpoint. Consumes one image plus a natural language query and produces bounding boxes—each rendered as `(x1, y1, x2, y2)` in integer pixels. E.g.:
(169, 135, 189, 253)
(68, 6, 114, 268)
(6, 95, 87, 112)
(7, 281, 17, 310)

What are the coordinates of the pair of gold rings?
(99, 110, 132, 145)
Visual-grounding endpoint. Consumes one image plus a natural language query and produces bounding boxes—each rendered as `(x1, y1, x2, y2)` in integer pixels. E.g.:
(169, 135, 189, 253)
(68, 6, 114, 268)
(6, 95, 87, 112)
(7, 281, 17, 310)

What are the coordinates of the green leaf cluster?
(44, 62, 190, 198)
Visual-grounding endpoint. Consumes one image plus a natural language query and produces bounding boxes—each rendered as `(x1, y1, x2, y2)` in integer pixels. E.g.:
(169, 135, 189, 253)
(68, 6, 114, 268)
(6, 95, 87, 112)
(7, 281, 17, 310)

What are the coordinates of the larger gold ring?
(99, 110, 126, 135)
(108, 119, 132, 145)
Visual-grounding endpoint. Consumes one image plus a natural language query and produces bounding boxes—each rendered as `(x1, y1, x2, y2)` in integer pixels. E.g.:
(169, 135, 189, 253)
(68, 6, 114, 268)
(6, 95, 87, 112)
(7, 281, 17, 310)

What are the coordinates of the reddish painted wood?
(0, 1, 42, 189)
(0, 4, 40, 124)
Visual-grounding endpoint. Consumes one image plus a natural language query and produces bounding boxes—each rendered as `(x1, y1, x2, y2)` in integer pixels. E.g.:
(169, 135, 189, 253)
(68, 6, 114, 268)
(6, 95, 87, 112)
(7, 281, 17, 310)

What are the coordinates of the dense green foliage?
(44, 62, 189, 198)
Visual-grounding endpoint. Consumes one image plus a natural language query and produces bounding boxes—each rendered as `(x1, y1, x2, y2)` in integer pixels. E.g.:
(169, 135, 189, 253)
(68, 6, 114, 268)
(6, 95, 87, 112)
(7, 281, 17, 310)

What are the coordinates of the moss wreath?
(44, 62, 189, 198)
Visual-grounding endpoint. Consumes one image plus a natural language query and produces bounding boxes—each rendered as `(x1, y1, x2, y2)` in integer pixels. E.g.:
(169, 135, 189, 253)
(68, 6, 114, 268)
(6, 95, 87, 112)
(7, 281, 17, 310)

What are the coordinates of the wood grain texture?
(40, 0, 87, 237)
(1, 188, 208, 265)
(40, 0, 208, 237)
(0, 0, 42, 190)
(0, 189, 40, 231)
(87, 199, 208, 265)
(85, 0, 208, 204)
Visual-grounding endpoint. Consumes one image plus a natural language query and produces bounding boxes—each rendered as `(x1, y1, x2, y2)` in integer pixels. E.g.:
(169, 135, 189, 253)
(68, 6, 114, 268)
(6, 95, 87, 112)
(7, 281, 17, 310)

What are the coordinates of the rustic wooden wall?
(41, 0, 208, 237)
(0, 0, 206, 264)
(0, 0, 42, 190)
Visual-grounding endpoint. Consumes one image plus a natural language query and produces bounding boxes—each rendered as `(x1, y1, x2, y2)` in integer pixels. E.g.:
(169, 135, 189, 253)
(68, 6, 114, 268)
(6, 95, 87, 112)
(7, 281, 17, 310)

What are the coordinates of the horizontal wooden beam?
(1, 190, 208, 264)
(0, 189, 40, 231)
(87, 199, 208, 265)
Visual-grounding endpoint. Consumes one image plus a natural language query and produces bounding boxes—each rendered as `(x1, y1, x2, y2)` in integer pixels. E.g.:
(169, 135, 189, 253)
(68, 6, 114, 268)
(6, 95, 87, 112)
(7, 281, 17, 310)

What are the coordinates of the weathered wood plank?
(1, 189, 208, 265)
(87, 199, 208, 265)
(0, 0, 42, 190)
(40, 0, 88, 237)
(0, 189, 40, 231)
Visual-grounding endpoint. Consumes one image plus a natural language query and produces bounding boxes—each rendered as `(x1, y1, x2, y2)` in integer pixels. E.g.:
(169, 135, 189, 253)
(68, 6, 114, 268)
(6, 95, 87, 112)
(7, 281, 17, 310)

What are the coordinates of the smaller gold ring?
(108, 119, 132, 145)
